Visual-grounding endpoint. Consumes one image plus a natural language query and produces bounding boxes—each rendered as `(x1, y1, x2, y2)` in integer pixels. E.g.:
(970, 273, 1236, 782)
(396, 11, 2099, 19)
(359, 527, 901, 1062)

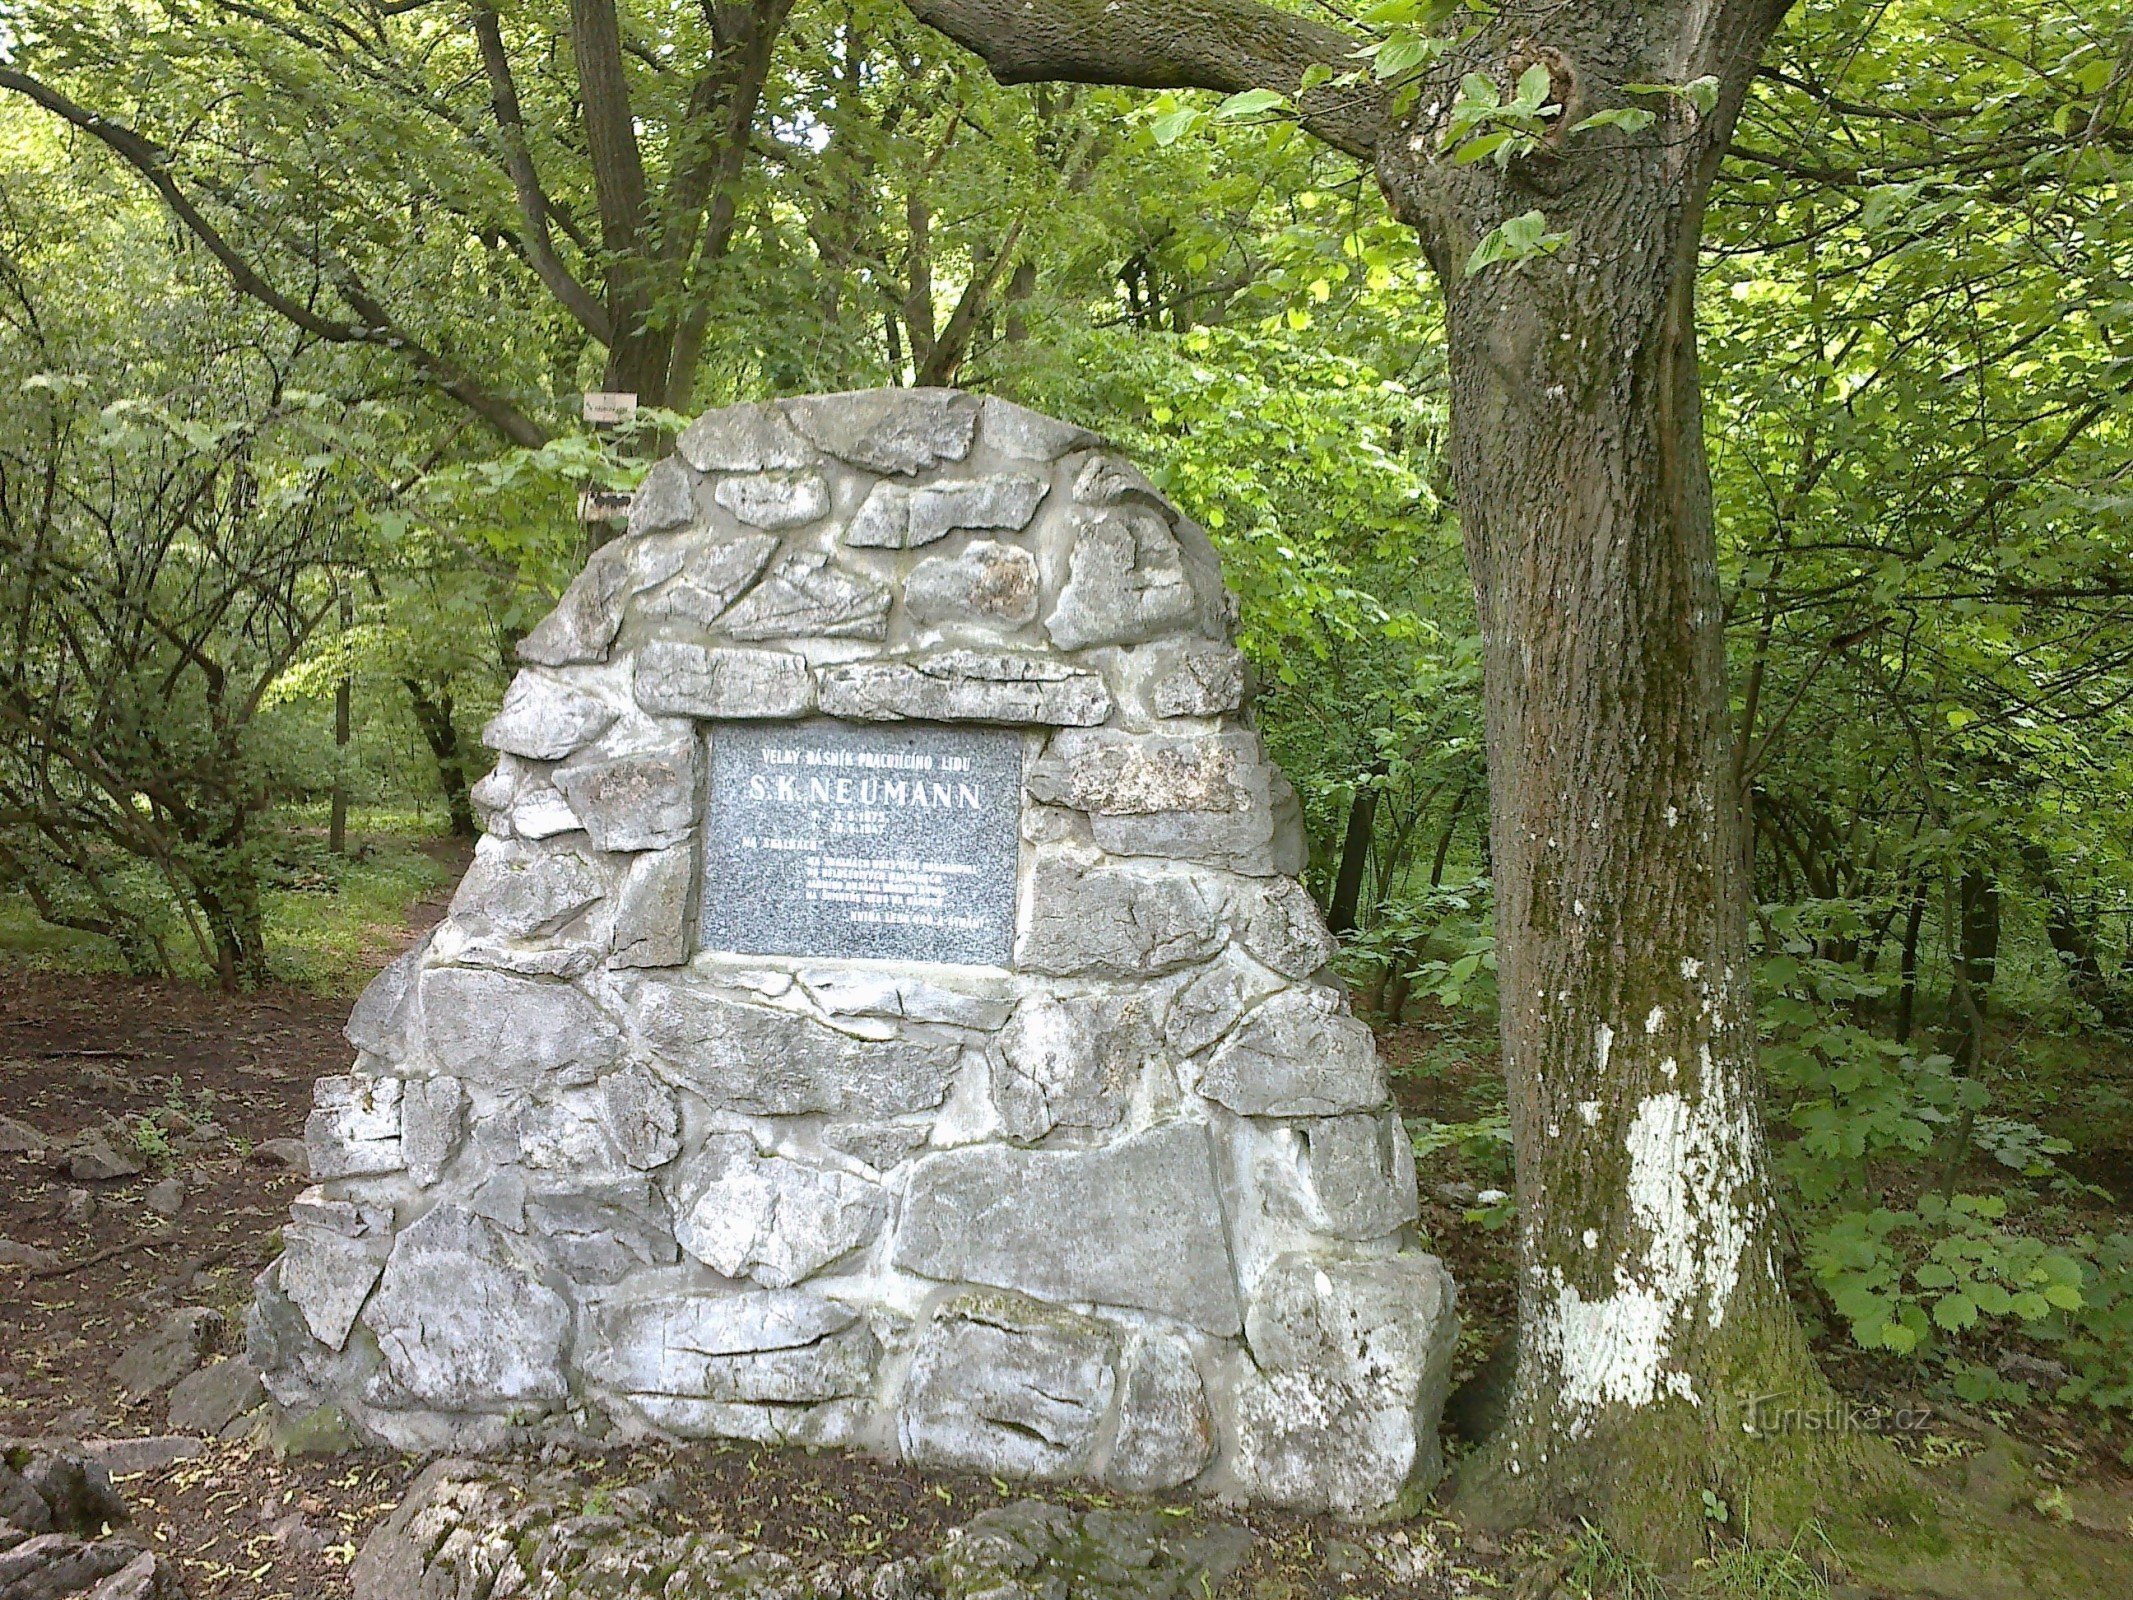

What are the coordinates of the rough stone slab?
(634, 980, 962, 1116)
(449, 838, 605, 941)
(554, 740, 697, 852)
(1015, 851, 1224, 978)
(846, 474, 1047, 550)
(898, 1293, 1117, 1478)
(595, 1064, 682, 1169)
(0, 1111, 48, 1152)
(1031, 729, 1290, 876)
(420, 967, 622, 1088)
(343, 935, 428, 1060)
(896, 1122, 1242, 1334)
(905, 540, 1041, 626)
(712, 470, 829, 530)
(786, 388, 979, 476)
(797, 969, 1012, 1030)
(281, 1220, 390, 1350)
(1045, 506, 1200, 651)
(634, 640, 812, 719)
(63, 1132, 143, 1181)
(509, 786, 582, 840)
(481, 675, 618, 761)
(305, 1076, 404, 1180)
(1162, 953, 1282, 1058)
(515, 541, 636, 666)
(821, 1121, 934, 1171)
(1073, 453, 1168, 509)
(362, 1204, 571, 1411)
(671, 1136, 889, 1287)
(1297, 1113, 1420, 1240)
(1105, 1334, 1216, 1492)
(109, 1307, 223, 1398)
(1141, 638, 1248, 718)
(676, 402, 814, 472)
(167, 1357, 265, 1435)
(817, 651, 1110, 726)
(719, 551, 891, 641)
(400, 1077, 467, 1187)
(634, 530, 779, 627)
(992, 992, 1155, 1142)
(610, 848, 691, 967)
(1238, 878, 1340, 978)
(626, 456, 700, 536)
(585, 1291, 875, 1403)
(979, 395, 1102, 460)
(523, 1183, 677, 1284)
(1198, 990, 1387, 1117)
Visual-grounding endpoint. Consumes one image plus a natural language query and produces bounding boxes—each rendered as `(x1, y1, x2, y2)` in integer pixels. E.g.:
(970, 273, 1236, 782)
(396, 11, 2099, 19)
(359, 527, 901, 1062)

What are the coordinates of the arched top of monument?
(511, 388, 1246, 732)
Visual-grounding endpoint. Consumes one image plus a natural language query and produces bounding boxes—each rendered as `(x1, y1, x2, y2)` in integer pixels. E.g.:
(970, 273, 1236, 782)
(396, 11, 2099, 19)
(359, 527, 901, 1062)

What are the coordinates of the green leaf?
(1373, 34, 1434, 80)
(1933, 1292, 1979, 1330)
(1569, 107, 1657, 135)
(1453, 129, 1516, 165)
(1514, 62, 1553, 109)
(1213, 88, 1287, 120)
(1149, 109, 1200, 146)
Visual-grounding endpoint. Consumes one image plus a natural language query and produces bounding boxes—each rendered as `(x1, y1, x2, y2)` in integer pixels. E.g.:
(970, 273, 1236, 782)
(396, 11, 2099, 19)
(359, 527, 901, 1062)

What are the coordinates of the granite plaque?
(701, 720, 1023, 966)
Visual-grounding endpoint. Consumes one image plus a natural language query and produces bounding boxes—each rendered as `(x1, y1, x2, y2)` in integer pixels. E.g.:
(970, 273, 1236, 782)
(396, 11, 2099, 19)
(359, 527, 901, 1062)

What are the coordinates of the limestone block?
(634, 980, 963, 1116)
(979, 395, 1101, 460)
(898, 1292, 1117, 1478)
(481, 675, 617, 761)
(713, 470, 829, 530)
(598, 1062, 683, 1168)
(343, 934, 428, 1062)
(1197, 990, 1386, 1117)
(515, 541, 636, 666)
(401, 1077, 467, 1188)
(1296, 1113, 1420, 1240)
(626, 456, 699, 536)
(1105, 1333, 1215, 1492)
(634, 640, 813, 719)
(847, 475, 1048, 551)
(305, 1075, 404, 1179)
(669, 1135, 889, 1287)
(524, 1182, 678, 1284)
(1232, 1252, 1458, 1514)
(991, 991, 1156, 1142)
(609, 847, 692, 967)
(448, 837, 605, 941)
(281, 1222, 390, 1351)
(585, 1290, 876, 1404)
(821, 1121, 933, 1171)
(895, 1121, 1243, 1334)
(1237, 877, 1340, 978)
(554, 740, 696, 852)
(797, 969, 1013, 1030)
(420, 967, 622, 1088)
(361, 1204, 571, 1412)
(904, 540, 1041, 626)
(1138, 637, 1248, 718)
(509, 786, 581, 840)
(1015, 850, 1224, 977)
(676, 401, 813, 472)
(1162, 952, 1283, 1057)
(817, 650, 1110, 725)
(1073, 453, 1167, 510)
(786, 387, 979, 475)
(1029, 729, 1291, 876)
(719, 551, 890, 641)
(1045, 506, 1200, 651)
(634, 533, 779, 631)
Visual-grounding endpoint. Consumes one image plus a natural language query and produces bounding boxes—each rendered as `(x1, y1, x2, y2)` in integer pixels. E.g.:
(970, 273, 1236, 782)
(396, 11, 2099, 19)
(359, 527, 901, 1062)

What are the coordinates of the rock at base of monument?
(899, 1292, 1117, 1480)
(1014, 852, 1225, 978)
(1196, 989, 1387, 1118)
(420, 967, 622, 1089)
(669, 1136, 889, 1288)
(108, 1307, 223, 1400)
(167, 1358, 267, 1435)
(554, 741, 697, 853)
(482, 674, 617, 761)
(1104, 1333, 1216, 1493)
(582, 1287, 876, 1405)
(931, 1500, 1254, 1600)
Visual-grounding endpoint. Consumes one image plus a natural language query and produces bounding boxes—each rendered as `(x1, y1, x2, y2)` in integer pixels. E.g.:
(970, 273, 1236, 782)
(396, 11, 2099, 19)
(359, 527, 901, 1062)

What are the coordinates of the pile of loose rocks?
(0, 1443, 184, 1599)
(252, 389, 1459, 1517)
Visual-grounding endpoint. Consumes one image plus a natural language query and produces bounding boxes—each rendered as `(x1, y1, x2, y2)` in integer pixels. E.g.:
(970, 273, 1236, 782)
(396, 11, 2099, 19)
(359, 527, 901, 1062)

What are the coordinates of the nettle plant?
(1756, 930, 2133, 1424)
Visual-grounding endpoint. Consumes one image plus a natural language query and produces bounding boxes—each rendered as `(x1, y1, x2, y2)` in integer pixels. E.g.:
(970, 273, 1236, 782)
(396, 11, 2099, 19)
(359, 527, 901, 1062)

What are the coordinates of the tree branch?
(901, 0, 1385, 162)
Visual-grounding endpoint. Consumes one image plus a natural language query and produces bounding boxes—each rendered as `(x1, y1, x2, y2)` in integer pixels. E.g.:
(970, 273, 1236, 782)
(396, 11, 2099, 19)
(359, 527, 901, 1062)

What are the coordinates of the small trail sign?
(582, 391, 638, 427)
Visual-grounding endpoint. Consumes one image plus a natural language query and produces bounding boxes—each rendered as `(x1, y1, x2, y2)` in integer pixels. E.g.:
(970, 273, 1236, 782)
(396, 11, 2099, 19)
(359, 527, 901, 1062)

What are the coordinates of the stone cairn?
(250, 389, 1459, 1516)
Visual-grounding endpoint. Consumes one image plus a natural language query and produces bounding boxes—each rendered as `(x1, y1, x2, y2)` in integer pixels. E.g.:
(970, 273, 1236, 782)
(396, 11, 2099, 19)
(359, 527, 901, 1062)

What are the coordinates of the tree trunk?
(403, 679, 477, 839)
(329, 584, 352, 855)
(1327, 756, 1389, 933)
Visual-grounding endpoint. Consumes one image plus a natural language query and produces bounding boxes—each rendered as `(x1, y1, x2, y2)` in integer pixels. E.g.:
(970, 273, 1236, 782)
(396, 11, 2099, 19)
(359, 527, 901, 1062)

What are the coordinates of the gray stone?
(362, 1204, 571, 1411)
(843, 481, 913, 548)
(1015, 850, 1224, 977)
(787, 387, 979, 475)
(635, 980, 962, 1116)
(821, 1121, 933, 1171)
(0, 1237, 59, 1270)
(420, 967, 622, 1088)
(1105, 1334, 1215, 1492)
(610, 848, 692, 967)
(1046, 506, 1200, 651)
(1238, 877, 1339, 977)
(676, 401, 814, 472)
(344, 936, 427, 1060)
(0, 1112, 47, 1152)
(992, 992, 1157, 1142)
(515, 541, 636, 666)
(929, 1500, 1252, 1600)
(905, 540, 1041, 626)
(281, 1220, 390, 1350)
(798, 969, 1013, 1030)
(1073, 452, 1167, 509)
(109, 1307, 223, 1398)
(595, 1063, 682, 1169)
(633, 640, 812, 718)
(899, 1292, 1116, 1478)
(77, 1435, 205, 1475)
(634, 530, 779, 626)
(1198, 990, 1386, 1117)
(523, 1182, 677, 1284)
(719, 551, 891, 640)
(167, 1358, 265, 1434)
(1296, 1113, 1420, 1240)
(1142, 638, 1248, 718)
(143, 1177, 183, 1217)
(1162, 953, 1282, 1057)
(713, 469, 830, 530)
(449, 837, 605, 941)
(251, 1137, 309, 1173)
(1030, 729, 1292, 876)
(1233, 1252, 1459, 1515)
(553, 739, 696, 853)
(584, 1291, 877, 1403)
(896, 1122, 1242, 1334)
(400, 1076, 468, 1187)
(509, 785, 582, 840)
(64, 1132, 142, 1182)
(979, 394, 1102, 460)
(626, 456, 699, 536)
(847, 474, 1048, 550)
(304, 1075, 403, 1179)
(670, 1136, 889, 1287)
(481, 674, 618, 760)
(817, 650, 1111, 725)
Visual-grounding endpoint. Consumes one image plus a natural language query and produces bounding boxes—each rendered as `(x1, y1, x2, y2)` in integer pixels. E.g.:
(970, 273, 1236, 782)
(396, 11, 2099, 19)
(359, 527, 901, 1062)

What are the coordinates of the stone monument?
(250, 389, 1459, 1516)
